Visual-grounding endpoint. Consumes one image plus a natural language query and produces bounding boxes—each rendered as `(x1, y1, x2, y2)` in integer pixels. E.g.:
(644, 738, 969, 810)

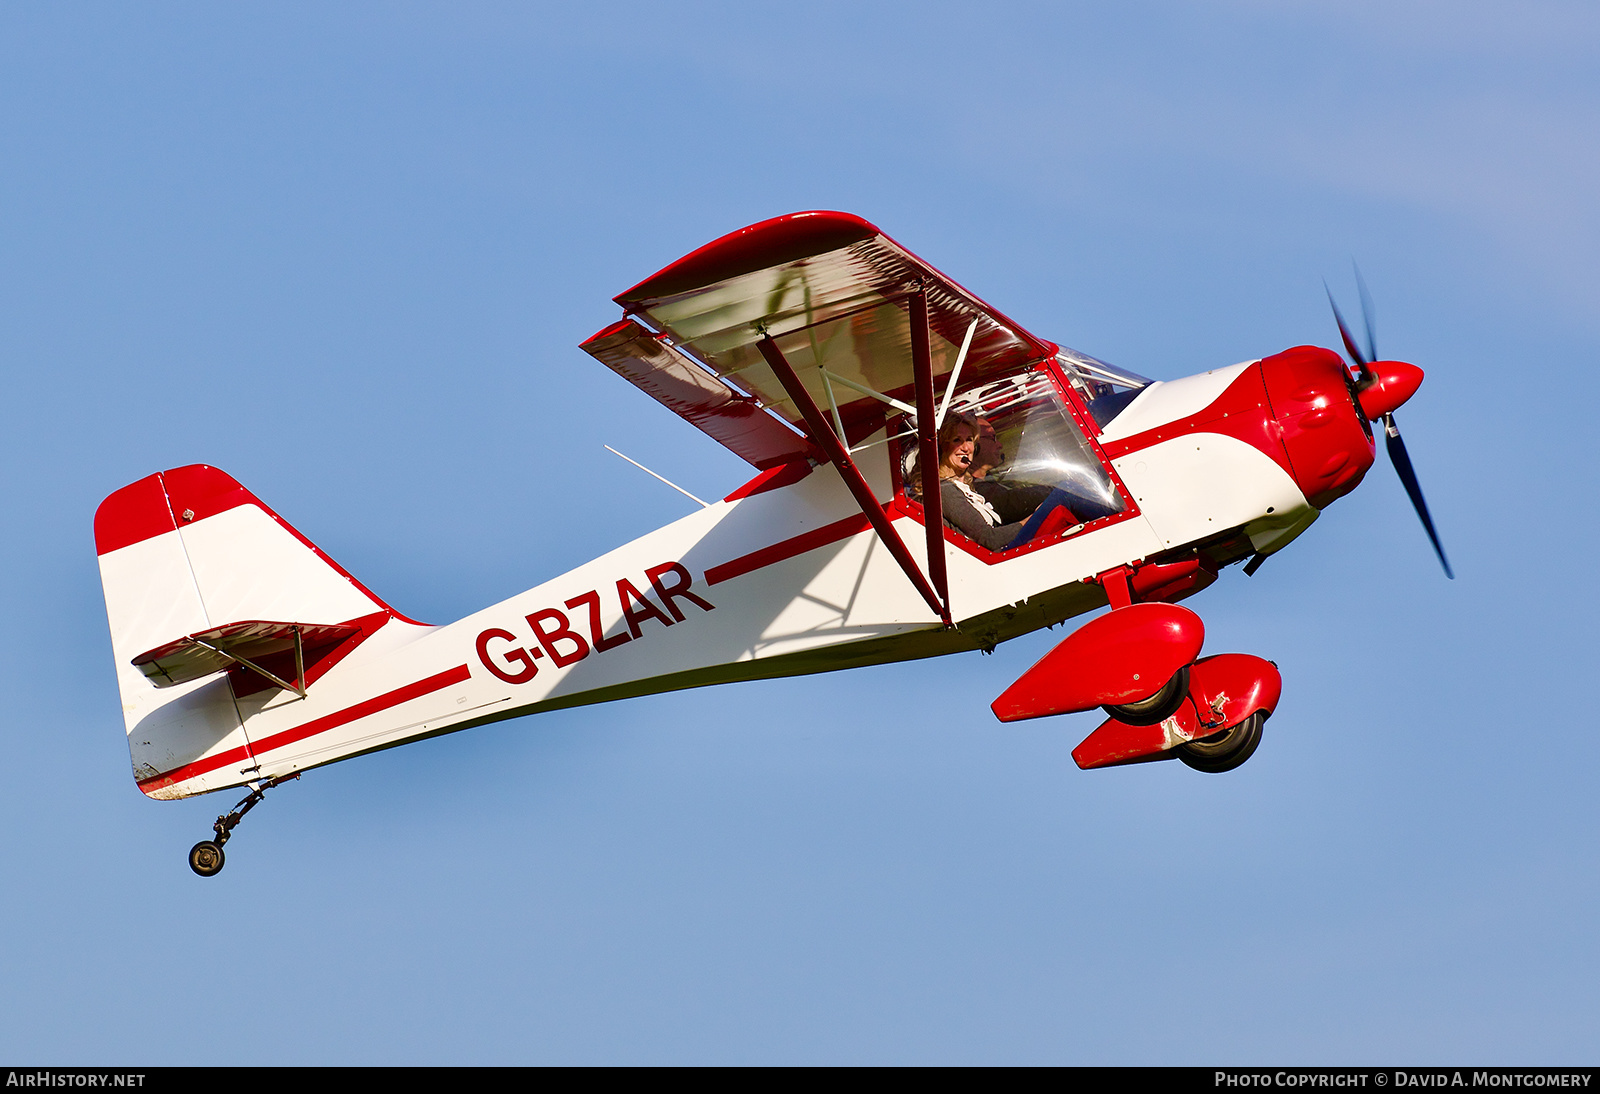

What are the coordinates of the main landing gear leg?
(188, 773, 298, 877)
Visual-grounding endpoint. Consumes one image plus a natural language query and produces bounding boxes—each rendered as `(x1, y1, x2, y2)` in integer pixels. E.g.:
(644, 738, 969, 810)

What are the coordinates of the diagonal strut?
(757, 334, 951, 624)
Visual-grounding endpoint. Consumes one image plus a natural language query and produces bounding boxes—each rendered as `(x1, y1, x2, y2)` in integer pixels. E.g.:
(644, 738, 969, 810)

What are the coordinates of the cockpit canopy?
(897, 364, 1133, 551)
(1056, 348, 1153, 431)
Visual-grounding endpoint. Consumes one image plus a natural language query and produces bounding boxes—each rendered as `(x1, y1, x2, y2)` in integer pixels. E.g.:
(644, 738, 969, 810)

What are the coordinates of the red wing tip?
(581, 317, 639, 349)
(615, 211, 881, 305)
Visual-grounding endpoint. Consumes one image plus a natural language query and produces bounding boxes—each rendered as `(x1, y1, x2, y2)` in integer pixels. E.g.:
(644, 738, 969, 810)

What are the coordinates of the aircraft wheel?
(189, 841, 225, 877)
(1103, 665, 1190, 726)
(1178, 712, 1265, 773)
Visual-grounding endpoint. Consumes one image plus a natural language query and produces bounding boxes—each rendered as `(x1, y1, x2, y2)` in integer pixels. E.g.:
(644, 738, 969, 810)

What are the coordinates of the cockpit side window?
(895, 369, 1129, 557)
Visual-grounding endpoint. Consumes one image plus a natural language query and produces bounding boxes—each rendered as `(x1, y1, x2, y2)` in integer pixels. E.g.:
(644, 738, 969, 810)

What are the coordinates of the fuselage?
(108, 344, 1375, 799)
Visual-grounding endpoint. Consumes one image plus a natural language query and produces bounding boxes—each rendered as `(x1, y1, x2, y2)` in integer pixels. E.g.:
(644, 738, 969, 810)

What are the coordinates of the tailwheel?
(189, 840, 225, 877)
(185, 772, 298, 877)
(1103, 665, 1190, 726)
(1178, 711, 1266, 773)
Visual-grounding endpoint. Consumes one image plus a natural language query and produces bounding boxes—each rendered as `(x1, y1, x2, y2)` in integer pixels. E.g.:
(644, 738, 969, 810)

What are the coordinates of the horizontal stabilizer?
(132, 620, 363, 689)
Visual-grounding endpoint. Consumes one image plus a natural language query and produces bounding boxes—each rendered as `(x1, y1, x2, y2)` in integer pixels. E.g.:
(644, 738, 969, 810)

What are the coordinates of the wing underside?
(581, 318, 819, 469)
(581, 211, 1063, 625)
(582, 211, 1058, 467)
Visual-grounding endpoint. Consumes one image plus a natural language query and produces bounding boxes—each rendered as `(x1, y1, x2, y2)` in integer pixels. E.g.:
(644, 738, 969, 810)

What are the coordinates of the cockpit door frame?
(884, 355, 1145, 567)
(1038, 353, 1141, 512)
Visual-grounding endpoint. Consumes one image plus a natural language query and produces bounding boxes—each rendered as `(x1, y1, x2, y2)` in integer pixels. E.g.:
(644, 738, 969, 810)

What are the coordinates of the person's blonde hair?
(937, 412, 978, 467)
(906, 411, 977, 496)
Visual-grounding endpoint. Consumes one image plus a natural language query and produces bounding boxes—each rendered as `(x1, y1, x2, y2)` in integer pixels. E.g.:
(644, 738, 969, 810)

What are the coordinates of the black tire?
(1103, 665, 1190, 726)
(189, 840, 225, 877)
(1178, 711, 1266, 773)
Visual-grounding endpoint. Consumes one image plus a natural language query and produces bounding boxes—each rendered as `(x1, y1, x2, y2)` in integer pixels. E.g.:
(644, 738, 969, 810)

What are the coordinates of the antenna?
(603, 445, 709, 508)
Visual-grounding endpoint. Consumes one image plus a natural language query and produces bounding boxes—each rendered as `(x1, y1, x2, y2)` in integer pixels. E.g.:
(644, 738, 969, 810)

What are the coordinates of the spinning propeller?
(1326, 271, 1455, 579)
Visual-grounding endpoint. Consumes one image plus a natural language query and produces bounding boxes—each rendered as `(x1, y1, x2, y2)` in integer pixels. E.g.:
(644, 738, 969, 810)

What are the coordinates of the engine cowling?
(1258, 345, 1377, 510)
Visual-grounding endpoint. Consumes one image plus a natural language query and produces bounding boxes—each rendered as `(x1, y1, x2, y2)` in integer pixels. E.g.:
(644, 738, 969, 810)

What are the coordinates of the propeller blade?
(1325, 282, 1379, 389)
(1383, 413, 1454, 579)
(1324, 283, 1368, 365)
(1353, 263, 1378, 364)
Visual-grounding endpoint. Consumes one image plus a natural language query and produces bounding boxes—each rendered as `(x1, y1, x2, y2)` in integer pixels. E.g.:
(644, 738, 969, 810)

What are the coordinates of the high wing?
(581, 211, 1062, 626)
(581, 210, 1058, 463)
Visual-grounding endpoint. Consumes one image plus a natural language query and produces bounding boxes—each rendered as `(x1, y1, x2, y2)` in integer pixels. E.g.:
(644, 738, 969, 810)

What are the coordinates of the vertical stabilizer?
(95, 465, 411, 797)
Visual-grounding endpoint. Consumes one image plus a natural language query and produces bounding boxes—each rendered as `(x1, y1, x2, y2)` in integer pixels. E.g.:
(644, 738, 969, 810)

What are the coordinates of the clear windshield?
(901, 371, 1126, 538)
(1055, 348, 1152, 430)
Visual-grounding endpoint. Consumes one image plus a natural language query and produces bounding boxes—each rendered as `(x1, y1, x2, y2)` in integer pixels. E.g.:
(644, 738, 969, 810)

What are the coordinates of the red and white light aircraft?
(94, 212, 1449, 876)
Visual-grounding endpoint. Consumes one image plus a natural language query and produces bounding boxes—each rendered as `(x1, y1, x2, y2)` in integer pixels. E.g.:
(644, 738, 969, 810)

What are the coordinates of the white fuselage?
(103, 361, 1313, 799)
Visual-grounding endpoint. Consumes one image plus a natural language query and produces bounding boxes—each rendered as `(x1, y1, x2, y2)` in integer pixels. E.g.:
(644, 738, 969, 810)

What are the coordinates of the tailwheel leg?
(188, 773, 298, 877)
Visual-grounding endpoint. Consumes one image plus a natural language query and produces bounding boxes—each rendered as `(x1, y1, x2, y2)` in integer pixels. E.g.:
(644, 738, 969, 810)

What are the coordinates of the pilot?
(967, 415, 1053, 523)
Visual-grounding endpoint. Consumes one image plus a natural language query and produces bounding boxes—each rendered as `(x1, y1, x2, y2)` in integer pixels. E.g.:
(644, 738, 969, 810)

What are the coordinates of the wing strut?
(757, 332, 952, 625)
(909, 290, 952, 621)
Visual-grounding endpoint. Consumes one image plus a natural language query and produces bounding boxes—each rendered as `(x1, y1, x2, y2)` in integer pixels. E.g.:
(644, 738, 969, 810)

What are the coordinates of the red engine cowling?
(1070, 653, 1282, 769)
(990, 603, 1205, 723)
(1259, 345, 1376, 510)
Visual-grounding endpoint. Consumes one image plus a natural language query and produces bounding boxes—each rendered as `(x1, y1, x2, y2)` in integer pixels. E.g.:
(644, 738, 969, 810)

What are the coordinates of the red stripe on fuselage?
(137, 664, 472, 794)
(1097, 365, 1294, 480)
(705, 512, 874, 586)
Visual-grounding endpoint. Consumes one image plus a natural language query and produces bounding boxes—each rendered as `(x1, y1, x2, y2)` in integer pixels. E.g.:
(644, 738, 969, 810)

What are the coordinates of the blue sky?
(3, 1, 1597, 1063)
